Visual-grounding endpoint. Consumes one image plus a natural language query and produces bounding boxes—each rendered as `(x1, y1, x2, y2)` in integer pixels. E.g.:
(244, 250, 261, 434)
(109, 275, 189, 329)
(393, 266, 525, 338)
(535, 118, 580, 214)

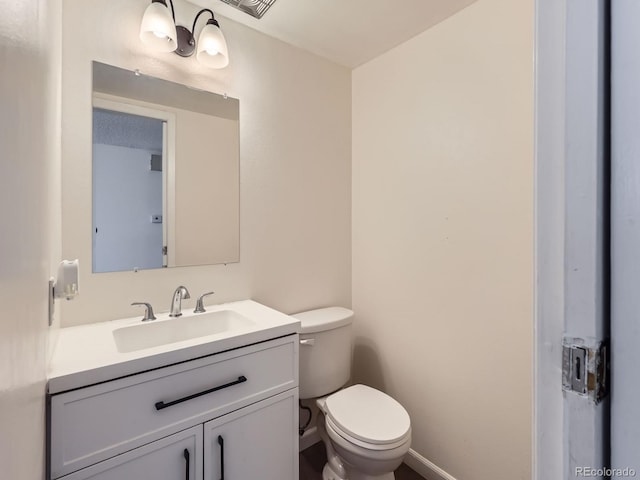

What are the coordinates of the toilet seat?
(326, 416, 412, 452)
(324, 384, 411, 450)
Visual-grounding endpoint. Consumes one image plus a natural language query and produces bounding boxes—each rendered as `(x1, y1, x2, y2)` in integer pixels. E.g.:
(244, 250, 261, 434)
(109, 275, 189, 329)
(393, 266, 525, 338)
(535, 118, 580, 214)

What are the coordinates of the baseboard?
(299, 425, 321, 451)
(404, 449, 457, 480)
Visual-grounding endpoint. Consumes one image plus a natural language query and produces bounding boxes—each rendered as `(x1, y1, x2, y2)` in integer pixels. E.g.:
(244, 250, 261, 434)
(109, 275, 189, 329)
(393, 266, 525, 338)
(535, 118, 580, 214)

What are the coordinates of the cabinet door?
(60, 426, 202, 480)
(204, 389, 298, 480)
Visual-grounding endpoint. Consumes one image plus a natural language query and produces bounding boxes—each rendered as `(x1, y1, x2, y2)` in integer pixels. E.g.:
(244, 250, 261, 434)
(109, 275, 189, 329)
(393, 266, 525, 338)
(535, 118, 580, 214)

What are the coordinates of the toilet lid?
(325, 384, 411, 446)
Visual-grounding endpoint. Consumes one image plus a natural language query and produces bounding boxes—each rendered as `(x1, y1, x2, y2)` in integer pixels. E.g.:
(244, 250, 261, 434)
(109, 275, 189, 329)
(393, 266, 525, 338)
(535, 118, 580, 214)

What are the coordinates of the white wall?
(351, 0, 533, 479)
(60, 0, 352, 326)
(0, 0, 62, 478)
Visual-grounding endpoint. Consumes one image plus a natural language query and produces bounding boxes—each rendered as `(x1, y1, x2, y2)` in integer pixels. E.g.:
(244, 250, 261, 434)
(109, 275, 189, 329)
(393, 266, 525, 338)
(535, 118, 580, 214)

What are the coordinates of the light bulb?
(196, 21, 229, 68)
(140, 2, 177, 52)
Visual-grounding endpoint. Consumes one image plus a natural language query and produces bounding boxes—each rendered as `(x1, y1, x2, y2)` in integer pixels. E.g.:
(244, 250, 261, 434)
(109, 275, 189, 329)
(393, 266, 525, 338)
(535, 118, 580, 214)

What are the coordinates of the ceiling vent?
(218, 0, 277, 19)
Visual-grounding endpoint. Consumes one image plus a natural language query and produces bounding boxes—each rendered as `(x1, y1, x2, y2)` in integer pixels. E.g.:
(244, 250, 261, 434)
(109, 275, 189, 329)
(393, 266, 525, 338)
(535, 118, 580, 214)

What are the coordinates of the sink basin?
(113, 310, 255, 353)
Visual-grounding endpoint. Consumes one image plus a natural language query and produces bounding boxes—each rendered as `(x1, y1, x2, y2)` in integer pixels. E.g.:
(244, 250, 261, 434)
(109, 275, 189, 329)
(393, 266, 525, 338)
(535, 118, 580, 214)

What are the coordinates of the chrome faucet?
(169, 286, 191, 317)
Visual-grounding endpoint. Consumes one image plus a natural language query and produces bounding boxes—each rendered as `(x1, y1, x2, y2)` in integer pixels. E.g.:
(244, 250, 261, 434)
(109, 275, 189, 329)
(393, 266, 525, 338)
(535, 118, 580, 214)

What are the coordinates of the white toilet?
(294, 307, 412, 480)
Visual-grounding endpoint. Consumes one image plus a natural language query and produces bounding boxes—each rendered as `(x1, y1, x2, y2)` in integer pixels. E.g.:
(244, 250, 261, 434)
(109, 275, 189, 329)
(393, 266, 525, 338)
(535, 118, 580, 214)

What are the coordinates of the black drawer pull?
(218, 435, 225, 480)
(183, 449, 190, 480)
(155, 376, 247, 410)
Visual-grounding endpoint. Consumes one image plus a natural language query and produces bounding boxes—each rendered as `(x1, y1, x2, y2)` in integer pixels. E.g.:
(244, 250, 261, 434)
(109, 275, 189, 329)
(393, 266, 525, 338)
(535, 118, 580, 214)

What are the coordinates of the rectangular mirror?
(92, 62, 240, 273)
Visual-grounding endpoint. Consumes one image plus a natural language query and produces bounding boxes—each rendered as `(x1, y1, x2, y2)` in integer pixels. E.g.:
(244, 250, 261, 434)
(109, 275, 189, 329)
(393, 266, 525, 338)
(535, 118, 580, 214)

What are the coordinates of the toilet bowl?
(318, 384, 411, 480)
(294, 308, 412, 480)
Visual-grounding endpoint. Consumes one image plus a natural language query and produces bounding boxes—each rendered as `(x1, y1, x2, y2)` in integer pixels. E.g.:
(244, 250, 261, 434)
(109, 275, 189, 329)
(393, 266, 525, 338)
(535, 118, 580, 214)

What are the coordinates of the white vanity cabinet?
(48, 335, 299, 480)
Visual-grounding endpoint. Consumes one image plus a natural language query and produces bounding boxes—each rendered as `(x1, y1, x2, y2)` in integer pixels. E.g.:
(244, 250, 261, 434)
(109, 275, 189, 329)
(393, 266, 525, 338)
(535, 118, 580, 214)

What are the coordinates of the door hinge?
(562, 338, 609, 404)
(162, 246, 168, 255)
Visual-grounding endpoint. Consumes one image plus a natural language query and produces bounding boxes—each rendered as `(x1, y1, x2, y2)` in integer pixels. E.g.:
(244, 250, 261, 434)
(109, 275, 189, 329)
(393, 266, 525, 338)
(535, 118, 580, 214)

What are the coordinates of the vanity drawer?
(49, 335, 297, 479)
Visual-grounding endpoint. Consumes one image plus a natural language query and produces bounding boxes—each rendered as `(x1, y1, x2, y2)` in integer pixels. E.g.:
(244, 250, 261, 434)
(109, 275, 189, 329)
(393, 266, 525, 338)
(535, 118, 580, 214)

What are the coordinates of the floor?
(300, 441, 424, 480)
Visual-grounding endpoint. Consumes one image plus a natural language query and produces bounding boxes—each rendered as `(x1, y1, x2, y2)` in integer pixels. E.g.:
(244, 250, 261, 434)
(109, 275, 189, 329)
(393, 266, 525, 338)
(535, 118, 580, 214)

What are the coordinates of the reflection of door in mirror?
(92, 98, 175, 273)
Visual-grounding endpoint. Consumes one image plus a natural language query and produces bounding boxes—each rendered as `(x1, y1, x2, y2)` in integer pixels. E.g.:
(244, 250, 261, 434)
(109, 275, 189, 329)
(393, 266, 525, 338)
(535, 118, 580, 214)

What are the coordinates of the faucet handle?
(131, 302, 157, 322)
(194, 292, 215, 313)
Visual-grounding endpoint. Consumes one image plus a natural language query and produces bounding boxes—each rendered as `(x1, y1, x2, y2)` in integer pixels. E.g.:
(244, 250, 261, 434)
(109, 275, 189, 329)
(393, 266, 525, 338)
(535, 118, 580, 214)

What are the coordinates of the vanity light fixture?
(140, 0, 229, 69)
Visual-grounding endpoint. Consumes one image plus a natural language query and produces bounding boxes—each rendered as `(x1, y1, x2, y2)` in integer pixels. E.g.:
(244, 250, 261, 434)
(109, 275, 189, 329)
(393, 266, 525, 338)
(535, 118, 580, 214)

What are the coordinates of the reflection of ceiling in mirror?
(93, 109, 163, 153)
(93, 62, 239, 121)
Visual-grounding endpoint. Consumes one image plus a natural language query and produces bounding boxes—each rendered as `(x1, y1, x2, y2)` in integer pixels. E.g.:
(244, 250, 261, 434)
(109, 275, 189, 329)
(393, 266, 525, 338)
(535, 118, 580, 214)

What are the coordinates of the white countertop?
(47, 300, 299, 394)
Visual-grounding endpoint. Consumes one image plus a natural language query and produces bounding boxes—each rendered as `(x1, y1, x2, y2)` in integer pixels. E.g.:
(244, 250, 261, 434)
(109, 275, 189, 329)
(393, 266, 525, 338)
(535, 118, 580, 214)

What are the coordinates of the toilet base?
(316, 404, 404, 480)
(322, 462, 344, 480)
(322, 462, 395, 480)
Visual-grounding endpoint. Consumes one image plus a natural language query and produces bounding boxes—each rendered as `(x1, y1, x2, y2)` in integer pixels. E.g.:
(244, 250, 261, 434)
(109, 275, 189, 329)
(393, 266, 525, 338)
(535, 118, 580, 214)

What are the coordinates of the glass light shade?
(196, 23, 229, 68)
(140, 2, 177, 52)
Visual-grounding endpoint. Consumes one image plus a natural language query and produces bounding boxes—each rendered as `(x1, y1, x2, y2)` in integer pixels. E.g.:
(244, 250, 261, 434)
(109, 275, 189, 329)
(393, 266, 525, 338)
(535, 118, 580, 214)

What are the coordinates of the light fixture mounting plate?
(175, 25, 195, 57)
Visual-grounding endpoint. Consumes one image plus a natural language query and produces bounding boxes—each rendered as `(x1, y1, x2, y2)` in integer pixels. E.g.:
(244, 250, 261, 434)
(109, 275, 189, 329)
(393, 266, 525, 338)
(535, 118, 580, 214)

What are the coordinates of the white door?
(611, 0, 640, 476)
(61, 426, 203, 480)
(203, 390, 298, 480)
(562, 0, 609, 474)
(535, 0, 609, 478)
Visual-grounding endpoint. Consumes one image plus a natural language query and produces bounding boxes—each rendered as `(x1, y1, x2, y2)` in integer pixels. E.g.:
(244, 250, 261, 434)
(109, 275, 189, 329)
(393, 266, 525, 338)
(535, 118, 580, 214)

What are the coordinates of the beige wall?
(351, 0, 533, 478)
(60, 0, 352, 326)
(0, 0, 62, 477)
(173, 109, 239, 266)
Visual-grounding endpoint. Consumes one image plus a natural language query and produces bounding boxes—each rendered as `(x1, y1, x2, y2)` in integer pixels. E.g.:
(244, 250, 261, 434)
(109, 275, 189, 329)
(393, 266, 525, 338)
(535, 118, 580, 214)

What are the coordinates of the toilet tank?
(294, 307, 354, 400)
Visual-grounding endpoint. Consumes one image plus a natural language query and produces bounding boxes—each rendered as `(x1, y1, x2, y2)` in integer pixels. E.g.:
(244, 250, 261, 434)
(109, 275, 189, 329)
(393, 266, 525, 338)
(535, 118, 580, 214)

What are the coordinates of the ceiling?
(188, 0, 479, 68)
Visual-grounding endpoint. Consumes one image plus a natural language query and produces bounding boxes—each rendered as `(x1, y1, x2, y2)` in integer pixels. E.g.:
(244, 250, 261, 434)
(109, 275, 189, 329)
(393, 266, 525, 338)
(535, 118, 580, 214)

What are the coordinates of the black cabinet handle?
(183, 449, 190, 480)
(155, 376, 247, 410)
(218, 435, 225, 480)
